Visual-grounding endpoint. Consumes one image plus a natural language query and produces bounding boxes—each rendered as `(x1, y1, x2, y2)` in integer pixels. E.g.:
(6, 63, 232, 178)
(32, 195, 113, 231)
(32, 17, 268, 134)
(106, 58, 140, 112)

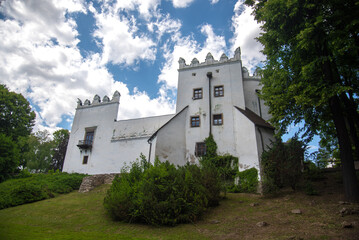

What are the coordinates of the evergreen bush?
(229, 168, 259, 193)
(104, 158, 221, 226)
(0, 172, 86, 209)
(261, 138, 305, 194)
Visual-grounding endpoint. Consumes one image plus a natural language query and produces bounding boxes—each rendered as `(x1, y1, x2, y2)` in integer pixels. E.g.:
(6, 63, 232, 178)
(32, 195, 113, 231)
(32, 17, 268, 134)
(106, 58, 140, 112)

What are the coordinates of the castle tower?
(63, 92, 120, 174)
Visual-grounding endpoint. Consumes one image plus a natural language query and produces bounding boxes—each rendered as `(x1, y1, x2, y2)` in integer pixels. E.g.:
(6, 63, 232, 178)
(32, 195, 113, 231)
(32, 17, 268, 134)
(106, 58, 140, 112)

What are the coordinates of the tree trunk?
(329, 95, 359, 202)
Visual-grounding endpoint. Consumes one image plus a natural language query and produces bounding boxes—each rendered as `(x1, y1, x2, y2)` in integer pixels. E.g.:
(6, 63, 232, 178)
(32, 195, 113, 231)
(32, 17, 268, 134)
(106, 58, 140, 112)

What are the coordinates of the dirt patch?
(194, 171, 359, 240)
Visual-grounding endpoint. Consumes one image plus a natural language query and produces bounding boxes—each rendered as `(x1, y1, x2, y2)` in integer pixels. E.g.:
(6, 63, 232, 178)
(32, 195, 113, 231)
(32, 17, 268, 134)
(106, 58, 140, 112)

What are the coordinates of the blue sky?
(0, 0, 319, 153)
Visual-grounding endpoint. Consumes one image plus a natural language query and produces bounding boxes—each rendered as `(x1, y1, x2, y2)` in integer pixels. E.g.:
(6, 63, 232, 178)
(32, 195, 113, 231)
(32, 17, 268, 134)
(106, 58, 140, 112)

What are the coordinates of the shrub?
(229, 168, 259, 193)
(261, 137, 305, 194)
(201, 135, 240, 194)
(0, 172, 86, 209)
(104, 158, 220, 226)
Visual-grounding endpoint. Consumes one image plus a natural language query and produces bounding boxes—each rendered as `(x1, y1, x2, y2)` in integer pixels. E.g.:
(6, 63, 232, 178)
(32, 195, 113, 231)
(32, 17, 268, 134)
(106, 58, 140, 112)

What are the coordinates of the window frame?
(213, 113, 223, 126)
(195, 142, 206, 157)
(190, 116, 200, 128)
(193, 88, 203, 100)
(214, 85, 224, 97)
(82, 155, 89, 164)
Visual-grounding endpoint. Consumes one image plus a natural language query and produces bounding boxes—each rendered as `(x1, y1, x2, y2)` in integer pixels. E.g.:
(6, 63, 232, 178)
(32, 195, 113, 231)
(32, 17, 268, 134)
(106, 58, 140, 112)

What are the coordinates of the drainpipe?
(148, 139, 153, 163)
(255, 89, 262, 118)
(207, 72, 213, 135)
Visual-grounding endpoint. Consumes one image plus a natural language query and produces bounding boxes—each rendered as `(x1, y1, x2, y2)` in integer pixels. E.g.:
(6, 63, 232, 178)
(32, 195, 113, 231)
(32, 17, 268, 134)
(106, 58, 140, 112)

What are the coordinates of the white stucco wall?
(243, 78, 271, 122)
(176, 56, 246, 163)
(63, 100, 174, 174)
(63, 101, 119, 174)
(233, 108, 260, 171)
(154, 107, 188, 165)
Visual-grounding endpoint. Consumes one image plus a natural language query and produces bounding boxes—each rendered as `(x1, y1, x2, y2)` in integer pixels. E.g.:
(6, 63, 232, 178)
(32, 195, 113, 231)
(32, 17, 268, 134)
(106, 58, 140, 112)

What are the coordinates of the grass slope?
(0, 171, 358, 240)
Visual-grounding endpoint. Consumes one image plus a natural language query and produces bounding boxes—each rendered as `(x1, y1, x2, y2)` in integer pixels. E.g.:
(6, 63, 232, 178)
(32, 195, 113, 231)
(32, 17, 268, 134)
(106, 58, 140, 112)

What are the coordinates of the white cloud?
(230, 0, 265, 73)
(109, 0, 161, 19)
(210, 0, 220, 4)
(172, 0, 195, 8)
(90, 5, 157, 66)
(0, 0, 175, 132)
(157, 24, 227, 91)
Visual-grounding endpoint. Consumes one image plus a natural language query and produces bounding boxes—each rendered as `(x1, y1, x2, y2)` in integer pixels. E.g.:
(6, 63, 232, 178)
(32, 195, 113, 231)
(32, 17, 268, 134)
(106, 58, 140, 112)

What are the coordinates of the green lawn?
(0, 172, 358, 240)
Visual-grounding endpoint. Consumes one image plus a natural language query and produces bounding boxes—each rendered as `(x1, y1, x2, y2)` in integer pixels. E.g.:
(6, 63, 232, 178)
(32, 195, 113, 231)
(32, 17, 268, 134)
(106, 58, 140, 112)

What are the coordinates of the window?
(84, 131, 94, 145)
(192, 73, 196, 76)
(213, 114, 223, 125)
(83, 156, 88, 164)
(195, 142, 206, 157)
(77, 128, 95, 150)
(214, 86, 224, 97)
(191, 116, 200, 127)
(193, 88, 202, 99)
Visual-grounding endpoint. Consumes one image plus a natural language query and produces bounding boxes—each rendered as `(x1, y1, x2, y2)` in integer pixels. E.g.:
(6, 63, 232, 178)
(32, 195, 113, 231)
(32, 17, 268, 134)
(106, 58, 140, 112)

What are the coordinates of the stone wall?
(78, 174, 118, 193)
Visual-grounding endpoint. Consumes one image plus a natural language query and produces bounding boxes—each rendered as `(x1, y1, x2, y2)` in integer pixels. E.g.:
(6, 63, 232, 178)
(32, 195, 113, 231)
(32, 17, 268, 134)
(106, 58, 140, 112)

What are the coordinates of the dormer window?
(193, 88, 202, 100)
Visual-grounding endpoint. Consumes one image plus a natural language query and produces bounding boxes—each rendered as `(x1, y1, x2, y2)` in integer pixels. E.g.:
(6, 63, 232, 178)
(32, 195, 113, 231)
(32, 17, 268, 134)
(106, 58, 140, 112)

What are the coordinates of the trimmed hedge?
(0, 172, 86, 209)
(104, 158, 221, 226)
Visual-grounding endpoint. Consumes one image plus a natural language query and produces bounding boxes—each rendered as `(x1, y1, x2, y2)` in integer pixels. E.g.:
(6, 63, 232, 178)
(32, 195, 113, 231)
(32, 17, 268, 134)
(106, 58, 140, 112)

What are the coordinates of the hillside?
(0, 171, 358, 240)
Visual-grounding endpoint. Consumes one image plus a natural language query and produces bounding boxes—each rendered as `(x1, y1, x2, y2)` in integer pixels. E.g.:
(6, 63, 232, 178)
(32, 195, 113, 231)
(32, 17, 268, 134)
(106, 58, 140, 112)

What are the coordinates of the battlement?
(178, 47, 241, 70)
(76, 91, 121, 109)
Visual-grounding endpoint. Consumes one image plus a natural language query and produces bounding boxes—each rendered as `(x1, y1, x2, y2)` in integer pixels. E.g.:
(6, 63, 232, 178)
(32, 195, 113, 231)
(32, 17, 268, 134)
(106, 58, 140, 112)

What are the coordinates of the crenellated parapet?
(77, 91, 121, 108)
(178, 47, 242, 70)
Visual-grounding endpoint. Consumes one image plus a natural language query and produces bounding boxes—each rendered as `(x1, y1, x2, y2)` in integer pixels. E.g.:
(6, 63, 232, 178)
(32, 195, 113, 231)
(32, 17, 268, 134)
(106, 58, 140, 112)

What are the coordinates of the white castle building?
(63, 47, 275, 178)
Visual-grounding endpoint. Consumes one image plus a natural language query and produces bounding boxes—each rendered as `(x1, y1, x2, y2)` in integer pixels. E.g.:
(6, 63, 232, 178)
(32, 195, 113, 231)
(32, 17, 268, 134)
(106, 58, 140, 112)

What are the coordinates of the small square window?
(195, 142, 206, 157)
(191, 116, 200, 127)
(213, 114, 223, 125)
(83, 156, 89, 164)
(214, 86, 224, 97)
(192, 73, 196, 76)
(193, 88, 202, 100)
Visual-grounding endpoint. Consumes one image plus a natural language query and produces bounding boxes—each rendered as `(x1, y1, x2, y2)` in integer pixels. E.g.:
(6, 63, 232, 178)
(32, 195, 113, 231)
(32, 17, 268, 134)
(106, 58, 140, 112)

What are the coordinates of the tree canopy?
(0, 85, 35, 181)
(245, 0, 359, 201)
(0, 85, 35, 140)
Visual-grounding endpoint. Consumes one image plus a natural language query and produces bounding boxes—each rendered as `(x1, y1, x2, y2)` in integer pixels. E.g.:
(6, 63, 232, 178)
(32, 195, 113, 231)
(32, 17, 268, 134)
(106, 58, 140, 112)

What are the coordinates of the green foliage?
(245, 0, 359, 201)
(0, 133, 20, 182)
(304, 181, 319, 196)
(104, 157, 221, 226)
(51, 129, 70, 171)
(25, 130, 55, 173)
(261, 138, 305, 193)
(0, 85, 35, 140)
(229, 168, 259, 193)
(201, 135, 240, 192)
(0, 172, 86, 209)
(204, 134, 217, 158)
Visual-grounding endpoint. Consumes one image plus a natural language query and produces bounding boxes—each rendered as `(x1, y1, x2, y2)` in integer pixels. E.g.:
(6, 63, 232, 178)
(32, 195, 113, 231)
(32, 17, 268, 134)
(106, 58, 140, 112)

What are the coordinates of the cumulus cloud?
(157, 24, 227, 91)
(90, 4, 157, 66)
(210, 0, 220, 4)
(0, 0, 175, 132)
(230, 0, 265, 73)
(172, 0, 195, 8)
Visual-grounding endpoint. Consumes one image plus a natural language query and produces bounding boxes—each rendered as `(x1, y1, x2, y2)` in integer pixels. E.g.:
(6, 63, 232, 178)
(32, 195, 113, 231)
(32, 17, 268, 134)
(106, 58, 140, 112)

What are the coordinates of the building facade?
(63, 47, 275, 177)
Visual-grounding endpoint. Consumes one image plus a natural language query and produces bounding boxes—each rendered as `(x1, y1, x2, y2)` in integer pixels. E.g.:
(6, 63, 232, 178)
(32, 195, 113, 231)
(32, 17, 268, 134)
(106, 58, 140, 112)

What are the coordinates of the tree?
(50, 129, 69, 171)
(25, 130, 54, 173)
(0, 85, 35, 140)
(0, 85, 35, 178)
(0, 134, 20, 182)
(245, 0, 359, 201)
